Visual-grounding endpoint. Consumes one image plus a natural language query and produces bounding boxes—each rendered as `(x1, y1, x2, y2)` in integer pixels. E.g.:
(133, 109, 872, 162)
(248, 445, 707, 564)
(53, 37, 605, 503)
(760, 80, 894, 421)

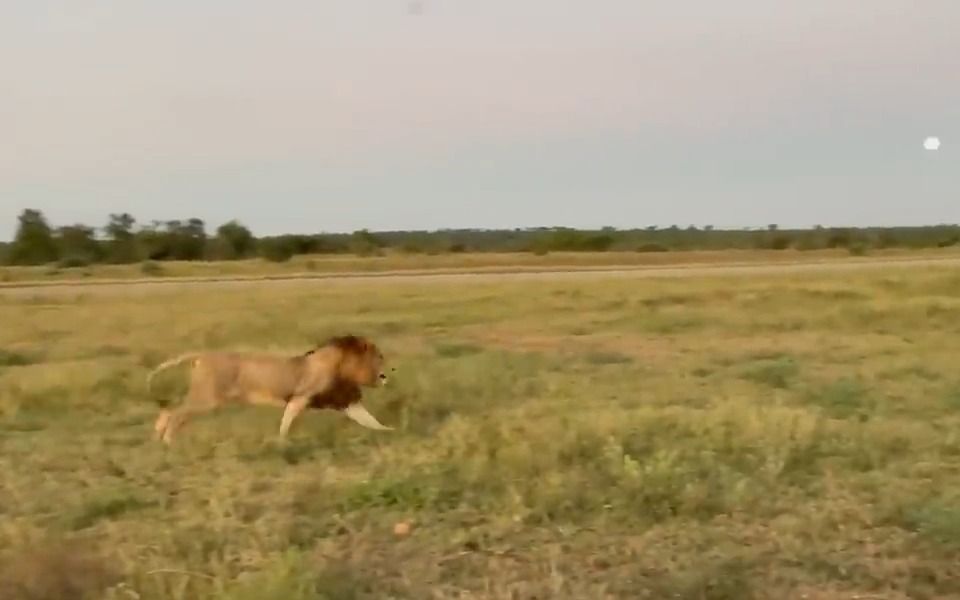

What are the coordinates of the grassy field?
(1, 247, 955, 285)
(3, 264, 960, 599)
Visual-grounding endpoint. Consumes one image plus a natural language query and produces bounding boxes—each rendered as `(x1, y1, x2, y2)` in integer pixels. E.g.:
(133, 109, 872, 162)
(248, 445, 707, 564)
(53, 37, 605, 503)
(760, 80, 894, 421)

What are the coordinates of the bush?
(140, 261, 165, 276)
(769, 234, 793, 250)
(56, 256, 91, 269)
(0, 349, 39, 367)
(826, 229, 853, 248)
(259, 240, 296, 263)
(848, 243, 870, 256)
(580, 234, 615, 251)
(349, 229, 385, 256)
(794, 236, 824, 251)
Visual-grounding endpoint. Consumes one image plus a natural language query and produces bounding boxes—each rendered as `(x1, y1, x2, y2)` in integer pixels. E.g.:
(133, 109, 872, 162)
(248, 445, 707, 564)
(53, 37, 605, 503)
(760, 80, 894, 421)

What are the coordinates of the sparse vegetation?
(0, 537, 120, 600)
(3, 209, 960, 277)
(140, 260, 165, 277)
(0, 349, 40, 367)
(739, 354, 800, 389)
(3, 265, 960, 598)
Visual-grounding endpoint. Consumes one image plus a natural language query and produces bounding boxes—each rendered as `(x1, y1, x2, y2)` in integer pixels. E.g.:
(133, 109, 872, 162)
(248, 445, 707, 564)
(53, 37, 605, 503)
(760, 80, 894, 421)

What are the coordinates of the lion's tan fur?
(149, 335, 388, 444)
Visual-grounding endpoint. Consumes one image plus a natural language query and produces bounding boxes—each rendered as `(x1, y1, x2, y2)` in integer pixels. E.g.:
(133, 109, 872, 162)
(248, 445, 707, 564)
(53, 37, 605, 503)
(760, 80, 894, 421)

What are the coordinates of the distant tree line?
(1, 209, 959, 267)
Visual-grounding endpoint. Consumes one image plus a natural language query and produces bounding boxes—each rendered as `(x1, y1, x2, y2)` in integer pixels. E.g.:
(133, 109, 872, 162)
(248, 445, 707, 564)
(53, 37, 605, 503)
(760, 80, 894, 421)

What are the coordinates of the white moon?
(924, 136, 941, 151)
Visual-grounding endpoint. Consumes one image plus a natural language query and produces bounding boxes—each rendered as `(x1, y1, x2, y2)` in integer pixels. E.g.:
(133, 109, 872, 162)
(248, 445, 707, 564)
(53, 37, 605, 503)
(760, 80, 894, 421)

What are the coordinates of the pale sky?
(1, 0, 957, 239)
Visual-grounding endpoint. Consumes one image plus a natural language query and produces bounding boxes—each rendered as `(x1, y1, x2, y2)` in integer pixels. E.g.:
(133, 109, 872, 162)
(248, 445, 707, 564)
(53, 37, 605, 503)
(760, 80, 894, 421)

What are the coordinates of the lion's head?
(325, 334, 389, 387)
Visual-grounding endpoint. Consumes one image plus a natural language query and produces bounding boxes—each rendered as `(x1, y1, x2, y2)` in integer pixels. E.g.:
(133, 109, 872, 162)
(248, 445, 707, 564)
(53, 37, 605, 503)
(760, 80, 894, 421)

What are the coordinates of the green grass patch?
(68, 490, 156, 530)
(0, 349, 41, 367)
(804, 377, 873, 419)
(900, 499, 960, 550)
(739, 355, 800, 389)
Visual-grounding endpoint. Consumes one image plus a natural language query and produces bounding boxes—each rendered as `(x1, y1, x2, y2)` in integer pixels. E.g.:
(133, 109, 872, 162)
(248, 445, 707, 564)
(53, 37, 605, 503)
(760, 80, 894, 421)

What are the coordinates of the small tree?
(176, 218, 208, 260)
(826, 228, 852, 249)
(137, 221, 172, 260)
(103, 213, 139, 263)
(350, 229, 384, 256)
(214, 220, 256, 260)
(55, 224, 103, 266)
(258, 237, 295, 262)
(769, 234, 793, 250)
(153, 218, 208, 261)
(7, 209, 59, 265)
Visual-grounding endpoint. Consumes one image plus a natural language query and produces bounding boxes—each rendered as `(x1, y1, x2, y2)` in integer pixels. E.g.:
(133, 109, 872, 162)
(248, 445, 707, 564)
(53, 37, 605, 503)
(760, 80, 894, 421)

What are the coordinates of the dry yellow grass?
(3, 262, 960, 599)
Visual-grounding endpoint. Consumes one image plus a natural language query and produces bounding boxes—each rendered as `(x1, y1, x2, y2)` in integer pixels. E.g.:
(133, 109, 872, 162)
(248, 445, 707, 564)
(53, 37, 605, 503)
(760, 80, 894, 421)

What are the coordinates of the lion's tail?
(146, 353, 202, 391)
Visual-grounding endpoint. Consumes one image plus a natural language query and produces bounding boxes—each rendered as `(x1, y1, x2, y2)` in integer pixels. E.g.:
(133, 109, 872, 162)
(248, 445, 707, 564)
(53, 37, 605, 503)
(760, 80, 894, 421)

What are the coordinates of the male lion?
(147, 334, 393, 445)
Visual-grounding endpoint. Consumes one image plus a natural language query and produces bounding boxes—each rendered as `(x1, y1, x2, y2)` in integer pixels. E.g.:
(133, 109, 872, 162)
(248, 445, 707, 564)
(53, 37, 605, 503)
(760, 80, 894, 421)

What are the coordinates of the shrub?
(0, 349, 37, 367)
(56, 255, 91, 269)
(140, 260, 165, 276)
(259, 239, 295, 263)
(848, 242, 870, 256)
(769, 234, 793, 250)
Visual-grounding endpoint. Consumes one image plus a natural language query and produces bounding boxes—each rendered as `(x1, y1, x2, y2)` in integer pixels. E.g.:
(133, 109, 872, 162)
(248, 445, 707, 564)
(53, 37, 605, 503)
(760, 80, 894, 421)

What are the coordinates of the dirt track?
(2, 255, 958, 297)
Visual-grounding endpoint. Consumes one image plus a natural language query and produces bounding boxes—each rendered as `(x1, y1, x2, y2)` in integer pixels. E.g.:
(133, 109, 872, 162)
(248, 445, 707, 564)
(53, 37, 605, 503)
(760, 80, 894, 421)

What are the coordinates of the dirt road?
(1, 255, 958, 296)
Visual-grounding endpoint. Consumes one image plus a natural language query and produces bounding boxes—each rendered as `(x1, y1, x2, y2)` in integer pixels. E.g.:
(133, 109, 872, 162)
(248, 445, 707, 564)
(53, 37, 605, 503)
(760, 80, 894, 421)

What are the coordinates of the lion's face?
(364, 346, 388, 387)
(335, 336, 389, 387)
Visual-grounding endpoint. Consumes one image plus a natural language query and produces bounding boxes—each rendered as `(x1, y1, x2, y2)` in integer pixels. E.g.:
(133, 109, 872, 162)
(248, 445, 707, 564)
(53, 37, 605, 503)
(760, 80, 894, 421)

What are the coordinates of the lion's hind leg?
(160, 403, 216, 445)
(158, 363, 223, 445)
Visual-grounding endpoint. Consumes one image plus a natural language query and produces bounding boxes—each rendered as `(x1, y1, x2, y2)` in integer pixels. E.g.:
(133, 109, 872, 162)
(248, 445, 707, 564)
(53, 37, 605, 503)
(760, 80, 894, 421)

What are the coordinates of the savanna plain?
(3, 264, 960, 600)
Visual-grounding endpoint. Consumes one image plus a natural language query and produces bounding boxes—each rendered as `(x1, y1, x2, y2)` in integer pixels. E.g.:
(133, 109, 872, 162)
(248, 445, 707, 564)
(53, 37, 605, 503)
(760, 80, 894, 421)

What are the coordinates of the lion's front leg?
(278, 395, 310, 440)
